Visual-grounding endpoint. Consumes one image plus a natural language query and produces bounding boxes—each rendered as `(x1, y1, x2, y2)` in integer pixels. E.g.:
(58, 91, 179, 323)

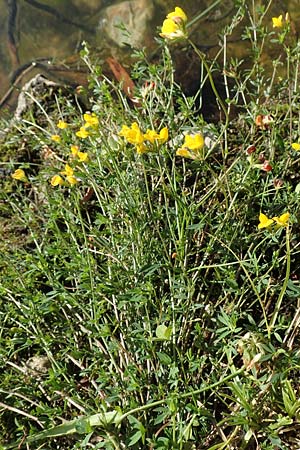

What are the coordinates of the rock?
(25, 355, 50, 378)
(72, 0, 103, 14)
(99, 0, 154, 48)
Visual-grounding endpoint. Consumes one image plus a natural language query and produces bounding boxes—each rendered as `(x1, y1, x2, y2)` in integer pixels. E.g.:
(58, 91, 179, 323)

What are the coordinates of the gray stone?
(99, 0, 154, 48)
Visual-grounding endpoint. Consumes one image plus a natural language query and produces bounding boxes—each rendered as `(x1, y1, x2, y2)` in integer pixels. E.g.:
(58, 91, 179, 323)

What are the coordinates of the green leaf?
(156, 352, 172, 365)
(128, 430, 142, 446)
(3, 410, 123, 449)
(156, 324, 172, 340)
(75, 418, 93, 434)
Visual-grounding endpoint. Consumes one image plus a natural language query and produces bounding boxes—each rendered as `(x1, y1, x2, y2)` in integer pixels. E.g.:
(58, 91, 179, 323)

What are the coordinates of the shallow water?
(0, 0, 299, 116)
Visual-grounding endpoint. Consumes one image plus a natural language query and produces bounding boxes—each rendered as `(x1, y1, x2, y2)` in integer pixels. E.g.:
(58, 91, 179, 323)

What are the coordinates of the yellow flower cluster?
(51, 119, 69, 143)
(70, 145, 89, 162)
(258, 212, 290, 230)
(49, 117, 91, 186)
(51, 164, 79, 186)
(50, 144, 89, 186)
(76, 113, 99, 139)
(176, 133, 204, 160)
(76, 127, 89, 139)
(119, 122, 168, 154)
(160, 6, 188, 40)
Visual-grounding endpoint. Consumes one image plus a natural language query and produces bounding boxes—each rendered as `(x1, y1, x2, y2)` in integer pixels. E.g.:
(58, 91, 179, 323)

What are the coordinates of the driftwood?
(13, 73, 59, 120)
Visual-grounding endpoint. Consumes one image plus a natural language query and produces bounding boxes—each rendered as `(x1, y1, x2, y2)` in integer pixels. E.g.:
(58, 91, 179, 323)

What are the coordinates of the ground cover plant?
(1, 2, 300, 449)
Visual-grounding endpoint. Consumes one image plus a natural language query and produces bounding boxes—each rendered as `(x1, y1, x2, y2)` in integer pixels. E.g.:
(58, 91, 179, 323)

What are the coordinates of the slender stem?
(269, 227, 291, 332)
(74, 191, 97, 319)
(118, 367, 244, 422)
(188, 39, 229, 125)
(205, 232, 270, 335)
(187, 0, 223, 28)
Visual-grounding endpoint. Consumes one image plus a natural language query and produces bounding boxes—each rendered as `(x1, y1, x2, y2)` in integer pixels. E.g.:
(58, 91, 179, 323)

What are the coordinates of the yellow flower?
(176, 133, 204, 159)
(159, 127, 169, 143)
(136, 143, 147, 154)
(176, 148, 194, 159)
(50, 175, 64, 186)
(71, 145, 80, 156)
(167, 6, 187, 23)
(272, 15, 283, 28)
(272, 212, 290, 227)
(11, 168, 28, 182)
(119, 122, 144, 145)
(60, 164, 74, 177)
(76, 127, 89, 139)
(119, 124, 130, 136)
(258, 213, 274, 229)
(51, 134, 61, 143)
(59, 164, 79, 184)
(52, 165, 79, 186)
(70, 145, 88, 162)
(292, 142, 300, 151)
(57, 120, 68, 129)
(160, 18, 186, 40)
(66, 175, 79, 185)
(77, 151, 89, 162)
(143, 127, 168, 144)
(184, 133, 204, 150)
(83, 113, 99, 128)
(144, 129, 160, 143)
(160, 7, 188, 40)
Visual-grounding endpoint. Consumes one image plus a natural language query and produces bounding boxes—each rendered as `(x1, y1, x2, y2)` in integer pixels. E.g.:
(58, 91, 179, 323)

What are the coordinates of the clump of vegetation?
(1, 3, 300, 449)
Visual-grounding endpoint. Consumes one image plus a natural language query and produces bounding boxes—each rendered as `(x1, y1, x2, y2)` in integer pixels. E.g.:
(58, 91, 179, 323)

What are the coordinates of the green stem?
(269, 227, 291, 333)
(187, 0, 223, 28)
(74, 191, 96, 308)
(118, 367, 244, 423)
(188, 39, 229, 125)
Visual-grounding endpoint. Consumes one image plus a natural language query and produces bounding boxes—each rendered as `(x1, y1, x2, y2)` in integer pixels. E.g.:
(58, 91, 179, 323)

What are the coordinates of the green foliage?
(1, 2, 300, 449)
